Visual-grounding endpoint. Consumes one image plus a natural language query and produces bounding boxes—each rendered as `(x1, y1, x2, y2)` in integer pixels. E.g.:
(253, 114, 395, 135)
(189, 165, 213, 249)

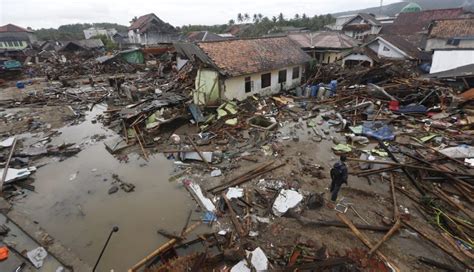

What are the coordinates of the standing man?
(330, 155, 348, 202)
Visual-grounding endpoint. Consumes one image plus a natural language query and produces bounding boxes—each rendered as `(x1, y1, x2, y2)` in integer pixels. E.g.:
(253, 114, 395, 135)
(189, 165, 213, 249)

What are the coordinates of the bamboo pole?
(128, 221, 201, 272)
(337, 213, 400, 272)
(368, 218, 401, 256)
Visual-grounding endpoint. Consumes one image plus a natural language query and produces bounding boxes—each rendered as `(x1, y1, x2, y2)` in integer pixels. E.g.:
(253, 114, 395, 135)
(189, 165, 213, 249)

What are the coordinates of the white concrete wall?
(426, 38, 474, 51)
(367, 39, 406, 59)
(223, 65, 303, 101)
(430, 50, 474, 73)
(342, 53, 374, 67)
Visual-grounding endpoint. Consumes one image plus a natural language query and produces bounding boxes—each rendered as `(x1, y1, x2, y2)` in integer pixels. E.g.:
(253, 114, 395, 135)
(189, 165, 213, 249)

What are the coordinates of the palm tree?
(278, 13, 285, 24)
(272, 16, 277, 23)
(228, 19, 235, 25)
(253, 14, 258, 23)
(237, 13, 243, 23)
(294, 14, 300, 20)
(244, 13, 250, 22)
(258, 13, 263, 20)
(302, 13, 308, 20)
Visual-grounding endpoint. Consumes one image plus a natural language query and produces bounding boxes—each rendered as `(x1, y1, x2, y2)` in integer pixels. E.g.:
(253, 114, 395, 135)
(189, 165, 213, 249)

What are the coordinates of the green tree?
(237, 13, 243, 23)
(244, 13, 250, 22)
(92, 34, 116, 51)
(228, 19, 235, 25)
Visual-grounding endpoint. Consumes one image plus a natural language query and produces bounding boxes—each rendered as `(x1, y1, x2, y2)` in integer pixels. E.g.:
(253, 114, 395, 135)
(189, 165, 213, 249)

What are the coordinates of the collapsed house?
(176, 36, 311, 104)
(426, 18, 474, 73)
(340, 34, 424, 67)
(288, 31, 358, 64)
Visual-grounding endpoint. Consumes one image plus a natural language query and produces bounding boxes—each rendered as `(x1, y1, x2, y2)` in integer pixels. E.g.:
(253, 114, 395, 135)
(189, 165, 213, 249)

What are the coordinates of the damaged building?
(128, 13, 181, 45)
(176, 36, 311, 104)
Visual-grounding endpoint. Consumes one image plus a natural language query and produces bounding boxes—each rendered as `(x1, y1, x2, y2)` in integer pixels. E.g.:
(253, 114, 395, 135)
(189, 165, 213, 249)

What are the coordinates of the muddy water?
(13, 105, 204, 271)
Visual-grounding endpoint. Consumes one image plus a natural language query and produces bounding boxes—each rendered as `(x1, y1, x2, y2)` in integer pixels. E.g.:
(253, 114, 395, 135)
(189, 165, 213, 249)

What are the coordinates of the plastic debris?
(27, 247, 48, 268)
(272, 189, 303, 216)
(231, 247, 268, 272)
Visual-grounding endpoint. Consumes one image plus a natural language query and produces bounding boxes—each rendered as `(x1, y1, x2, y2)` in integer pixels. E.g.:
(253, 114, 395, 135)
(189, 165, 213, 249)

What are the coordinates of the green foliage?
(180, 13, 334, 38)
(35, 23, 128, 41)
(180, 24, 229, 34)
(91, 34, 117, 51)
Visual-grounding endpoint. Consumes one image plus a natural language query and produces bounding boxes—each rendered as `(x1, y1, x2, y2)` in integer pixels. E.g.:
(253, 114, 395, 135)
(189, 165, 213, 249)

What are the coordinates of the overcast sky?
(0, 0, 400, 29)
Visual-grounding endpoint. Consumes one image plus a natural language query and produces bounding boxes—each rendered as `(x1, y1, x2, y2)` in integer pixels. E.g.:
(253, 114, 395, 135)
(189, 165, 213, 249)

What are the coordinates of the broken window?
(383, 46, 390, 51)
(292, 67, 300, 79)
(447, 38, 460, 46)
(244, 76, 252, 93)
(261, 73, 271, 88)
(278, 70, 287, 83)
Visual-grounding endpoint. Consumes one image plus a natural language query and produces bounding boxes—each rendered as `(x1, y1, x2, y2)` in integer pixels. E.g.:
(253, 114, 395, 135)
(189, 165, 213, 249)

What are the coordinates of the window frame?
(261, 73, 271, 89)
(292, 67, 300, 79)
(278, 69, 287, 84)
(244, 76, 252, 93)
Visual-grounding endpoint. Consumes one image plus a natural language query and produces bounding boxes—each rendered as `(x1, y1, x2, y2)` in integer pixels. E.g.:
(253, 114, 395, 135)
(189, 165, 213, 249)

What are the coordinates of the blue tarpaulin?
(362, 121, 395, 141)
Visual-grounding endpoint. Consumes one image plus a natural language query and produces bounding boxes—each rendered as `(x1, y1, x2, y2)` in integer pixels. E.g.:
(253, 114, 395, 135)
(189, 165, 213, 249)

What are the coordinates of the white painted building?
(128, 13, 180, 45)
(430, 49, 474, 73)
(83, 27, 117, 40)
(340, 35, 422, 67)
(341, 13, 382, 41)
(426, 18, 474, 73)
(177, 37, 311, 105)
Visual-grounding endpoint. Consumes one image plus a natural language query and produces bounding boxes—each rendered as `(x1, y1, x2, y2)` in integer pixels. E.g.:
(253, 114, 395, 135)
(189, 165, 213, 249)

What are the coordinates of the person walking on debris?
(329, 155, 348, 202)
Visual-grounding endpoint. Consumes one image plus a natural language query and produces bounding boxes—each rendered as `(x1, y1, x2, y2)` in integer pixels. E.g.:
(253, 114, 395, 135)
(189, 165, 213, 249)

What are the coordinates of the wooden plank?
(368, 218, 401, 256)
(403, 220, 473, 269)
(1, 137, 17, 192)
(336, 213, 400, 272)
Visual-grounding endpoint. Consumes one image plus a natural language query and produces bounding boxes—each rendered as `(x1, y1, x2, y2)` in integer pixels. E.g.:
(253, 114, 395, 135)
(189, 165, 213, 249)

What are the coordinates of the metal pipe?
(93, 226, 119, 272)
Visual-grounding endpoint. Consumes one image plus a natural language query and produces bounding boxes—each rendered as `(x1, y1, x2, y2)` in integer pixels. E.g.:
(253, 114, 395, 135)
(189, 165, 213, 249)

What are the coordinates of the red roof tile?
(197, 37, 311, 77)
(128, 13, 175, 33)
(429, 18, 474, 38)
(0, 24, 32, 33)
(388, 8, 464, 34)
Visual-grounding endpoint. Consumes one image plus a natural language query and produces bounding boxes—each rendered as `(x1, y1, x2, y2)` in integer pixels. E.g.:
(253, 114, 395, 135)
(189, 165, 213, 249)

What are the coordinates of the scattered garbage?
(272, 189, 303, 216)
(27, 247, 48, 268)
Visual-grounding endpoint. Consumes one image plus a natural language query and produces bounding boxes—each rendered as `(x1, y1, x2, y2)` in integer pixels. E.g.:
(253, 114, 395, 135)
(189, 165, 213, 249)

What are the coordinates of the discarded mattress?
(272, 189, 303, 216)
(362, 121, 395, 141)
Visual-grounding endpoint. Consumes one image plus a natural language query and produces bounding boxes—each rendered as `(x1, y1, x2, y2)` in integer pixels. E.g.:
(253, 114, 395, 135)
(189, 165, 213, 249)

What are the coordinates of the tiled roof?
(429, 18, 474, 38)
(388, 8, 464, 34)
(187, 31, 225, 42)
(128, 13, 176, 33)
(0, 24, 33, 33)
(288, 31, 358, 49)
(343, 13, 381, 27)
(197, 37, 311, 77)
(377, 35, 423, 59)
